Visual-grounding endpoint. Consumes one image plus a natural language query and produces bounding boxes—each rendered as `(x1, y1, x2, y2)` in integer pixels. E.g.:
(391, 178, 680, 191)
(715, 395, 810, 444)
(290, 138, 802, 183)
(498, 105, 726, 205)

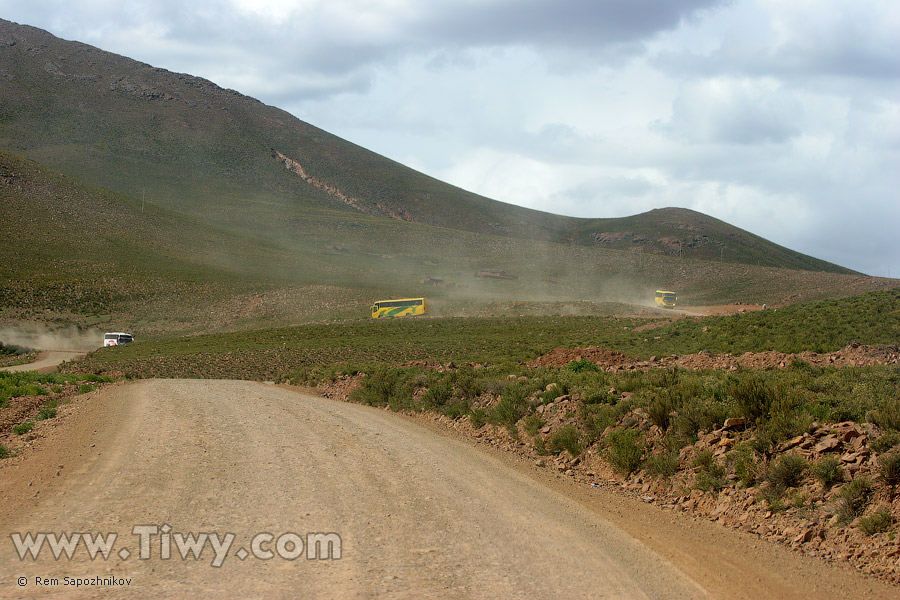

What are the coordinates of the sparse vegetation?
(13, 420, 34, 435)
(811, 456, 842, 489)
(606, 428, 644, 476)
(838, 477, 874, 524)
(547, 425, 583, 458)
(858, 508, 894, 536)
(767, 453, 808, 490)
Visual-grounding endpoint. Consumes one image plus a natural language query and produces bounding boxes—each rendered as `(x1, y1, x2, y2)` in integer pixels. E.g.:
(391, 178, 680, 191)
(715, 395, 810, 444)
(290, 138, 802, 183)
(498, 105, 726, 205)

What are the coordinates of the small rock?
(814, 435, 840, 453)
(723, 417, 747, 431)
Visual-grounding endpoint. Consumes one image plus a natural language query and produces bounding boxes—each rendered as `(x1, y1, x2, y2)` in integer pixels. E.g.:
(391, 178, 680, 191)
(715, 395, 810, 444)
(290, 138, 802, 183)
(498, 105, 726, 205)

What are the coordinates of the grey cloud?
(657, 80, 803, 145)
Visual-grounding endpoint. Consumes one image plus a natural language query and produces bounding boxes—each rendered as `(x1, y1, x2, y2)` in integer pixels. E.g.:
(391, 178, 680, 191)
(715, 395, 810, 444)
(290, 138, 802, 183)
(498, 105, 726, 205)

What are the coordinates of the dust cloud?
(0, 324, 104, 352)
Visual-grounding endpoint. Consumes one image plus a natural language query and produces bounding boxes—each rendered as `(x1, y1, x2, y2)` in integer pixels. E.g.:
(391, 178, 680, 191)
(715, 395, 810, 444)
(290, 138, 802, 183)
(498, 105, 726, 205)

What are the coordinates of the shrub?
(523, 413, 545, 437)
(767, 453, 808, 489)
(693, 450, 726, 492)
(872, 431, 900, 454)
(421, 382, 453, 408)
(0, 444, 9, 459)
(469, 409, 487, 429)
(350, 368, 399, 407)
(877, 452, 900, 492)
(726, 374, 774, 423)
(838, 477, 874, 523)
(673, 398, 728, 441)
(78, 384, 95, 394)
(858, 508, 893, 536)
(647, 393, 675, 431)
(733, 451, 763, 488)
(37, 405, 57, 421)
(645, 452, 679, 477)
(13, 421, 34, 435)
(548, 425, 583, 458)
(760, 484, 785, 512)
(871, 397, 900, 432)
(533, 436, 553, 456)
(811, 456, 842, 489)
(606, 428, 644, 476)
(491, 384, 532, 427)
(566, 359, 599, 373)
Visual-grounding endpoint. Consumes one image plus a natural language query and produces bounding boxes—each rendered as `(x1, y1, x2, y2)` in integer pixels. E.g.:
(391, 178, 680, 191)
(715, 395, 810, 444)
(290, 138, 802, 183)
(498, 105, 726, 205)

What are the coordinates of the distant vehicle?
(104, 332, 134, 347)
(655, 290, 677, 308)
(476, 269, 518, 280)
(370, 298, 428, 318)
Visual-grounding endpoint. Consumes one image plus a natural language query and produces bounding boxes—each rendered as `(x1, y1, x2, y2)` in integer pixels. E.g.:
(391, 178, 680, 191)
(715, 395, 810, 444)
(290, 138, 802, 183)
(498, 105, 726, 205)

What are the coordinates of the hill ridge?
(0, 17, 855, 274)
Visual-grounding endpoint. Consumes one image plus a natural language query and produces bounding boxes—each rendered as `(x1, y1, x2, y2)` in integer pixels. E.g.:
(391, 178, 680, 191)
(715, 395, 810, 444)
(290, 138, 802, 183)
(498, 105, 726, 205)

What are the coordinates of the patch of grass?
(870, 397, 900, 432)
(606, 428, 644, 476)
(0, 444, 9, 459)
(858, 508, 894, 536)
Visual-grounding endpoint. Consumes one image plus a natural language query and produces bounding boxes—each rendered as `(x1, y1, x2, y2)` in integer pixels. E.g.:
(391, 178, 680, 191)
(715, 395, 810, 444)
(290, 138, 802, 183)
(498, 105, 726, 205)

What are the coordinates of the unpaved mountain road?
(0, 351, 86, 373)
(0, 381, 896, 599)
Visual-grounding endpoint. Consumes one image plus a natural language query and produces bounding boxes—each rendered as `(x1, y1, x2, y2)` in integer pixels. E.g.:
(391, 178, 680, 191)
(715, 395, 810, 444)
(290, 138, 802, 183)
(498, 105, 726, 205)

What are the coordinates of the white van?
(103, 332, 134, 347)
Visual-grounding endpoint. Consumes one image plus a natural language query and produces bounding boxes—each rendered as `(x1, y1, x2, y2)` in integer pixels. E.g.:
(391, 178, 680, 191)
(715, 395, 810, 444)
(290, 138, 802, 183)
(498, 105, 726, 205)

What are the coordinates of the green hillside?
(0, 19, 854, 274)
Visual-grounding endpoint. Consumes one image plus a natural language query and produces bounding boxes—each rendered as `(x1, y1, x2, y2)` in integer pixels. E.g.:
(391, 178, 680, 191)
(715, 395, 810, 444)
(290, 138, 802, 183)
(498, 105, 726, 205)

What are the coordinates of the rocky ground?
(526, 342, 900, 371)
(315, 344, 900, 586)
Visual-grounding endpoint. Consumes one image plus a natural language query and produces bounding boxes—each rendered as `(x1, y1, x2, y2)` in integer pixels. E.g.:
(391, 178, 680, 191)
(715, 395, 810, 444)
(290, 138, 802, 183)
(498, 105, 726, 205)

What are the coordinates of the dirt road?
(0, 381, 896, 599)
(0, 351, 86, 373)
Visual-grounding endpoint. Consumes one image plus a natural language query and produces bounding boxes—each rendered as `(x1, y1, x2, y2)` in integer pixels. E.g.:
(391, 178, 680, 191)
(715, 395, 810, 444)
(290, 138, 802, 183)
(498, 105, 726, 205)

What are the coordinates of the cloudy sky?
(4, 1, 899, 275)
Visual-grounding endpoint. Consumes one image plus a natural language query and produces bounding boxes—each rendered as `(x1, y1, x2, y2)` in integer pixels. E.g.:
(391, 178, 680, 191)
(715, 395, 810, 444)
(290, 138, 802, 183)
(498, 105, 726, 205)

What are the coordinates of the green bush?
(421, 381, 453, 408)
(693, 450, 726, 492)
(811, 456, 842, 488)
(871, 431, 900, 454)
(606, 428, 644, 476)
(858, 508, 893, 535)
(877, 452, 900, 490)
(13, 420, 34, 435)
(566, 359, 599, 373)
(37, 404, 57, 421)
(870, 397, 900, 432)
(491, 384, 532, 427)
(645, 452, 679, 477)
(838, 477, 874, 523)
(0, 444, 9, 459)
(726, 374, 774, 423)
(733, 450, 763, 488)
(523, 412, 545, 437)
(647, 392, 675, 431)
(469, 409, 487, 429)
(548, 425, 583, 458)
(767, 453, 808, 489)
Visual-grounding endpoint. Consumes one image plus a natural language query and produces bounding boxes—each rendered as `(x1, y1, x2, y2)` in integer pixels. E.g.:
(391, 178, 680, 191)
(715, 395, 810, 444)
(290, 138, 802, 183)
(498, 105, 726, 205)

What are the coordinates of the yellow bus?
(370, 298, 428, 318)
(655, 290, 677, 308)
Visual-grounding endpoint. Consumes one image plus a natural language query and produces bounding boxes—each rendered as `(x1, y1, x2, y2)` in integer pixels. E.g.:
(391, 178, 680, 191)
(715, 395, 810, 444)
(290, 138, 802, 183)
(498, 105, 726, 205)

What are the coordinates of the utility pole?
(141, 188, 145, 213)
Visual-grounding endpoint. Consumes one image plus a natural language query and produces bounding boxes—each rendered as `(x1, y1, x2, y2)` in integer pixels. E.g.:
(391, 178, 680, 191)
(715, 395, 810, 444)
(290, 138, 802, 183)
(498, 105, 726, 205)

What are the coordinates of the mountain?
(0, 19, 854, 274)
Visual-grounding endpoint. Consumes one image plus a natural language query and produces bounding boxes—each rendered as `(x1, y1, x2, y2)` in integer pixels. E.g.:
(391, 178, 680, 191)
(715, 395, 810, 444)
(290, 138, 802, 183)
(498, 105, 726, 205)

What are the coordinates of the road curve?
(0, 380, 896, 599)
